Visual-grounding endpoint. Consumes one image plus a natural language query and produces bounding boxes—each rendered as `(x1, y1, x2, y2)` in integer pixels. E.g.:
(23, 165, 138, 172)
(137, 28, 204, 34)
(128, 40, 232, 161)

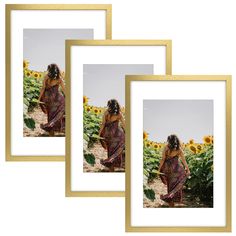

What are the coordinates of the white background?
(0, 0, 235, 235)
(71, 46, 164, 191)
(131, 81, 225, 226)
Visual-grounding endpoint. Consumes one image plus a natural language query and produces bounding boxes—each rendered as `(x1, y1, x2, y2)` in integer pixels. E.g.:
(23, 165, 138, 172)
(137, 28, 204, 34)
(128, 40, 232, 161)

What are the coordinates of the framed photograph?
(125, 75, 231, 232)
(5, 4, 112, 161)
(65, 40, 172, 197)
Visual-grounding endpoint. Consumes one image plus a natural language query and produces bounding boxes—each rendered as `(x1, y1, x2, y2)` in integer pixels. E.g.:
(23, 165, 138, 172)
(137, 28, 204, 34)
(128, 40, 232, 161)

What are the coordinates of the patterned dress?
(160, 155, 187, 203)
(100, 119, 125, 169)
(40, 82, 65, 133)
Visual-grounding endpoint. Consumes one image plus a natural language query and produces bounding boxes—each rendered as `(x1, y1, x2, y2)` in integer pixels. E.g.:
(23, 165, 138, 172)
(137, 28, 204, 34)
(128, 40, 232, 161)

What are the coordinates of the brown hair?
(47, 63, 61, 80)
(167, 134, 181, 151)
(107, 99, 120, 115)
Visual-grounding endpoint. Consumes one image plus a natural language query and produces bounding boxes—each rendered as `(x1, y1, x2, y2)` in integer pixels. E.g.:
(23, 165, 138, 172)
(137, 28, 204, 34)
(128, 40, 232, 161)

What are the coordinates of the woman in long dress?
(38, 64, 65, 136)
(99, 99, 125, 172)
(158, 134, 190, 207)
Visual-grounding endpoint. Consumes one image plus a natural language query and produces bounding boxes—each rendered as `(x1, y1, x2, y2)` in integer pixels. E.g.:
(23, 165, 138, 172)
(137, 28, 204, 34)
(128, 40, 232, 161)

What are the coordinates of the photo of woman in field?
(83, 64, 153, 172)
(23, 28, 93, 137)
(143, 100, 214, 208)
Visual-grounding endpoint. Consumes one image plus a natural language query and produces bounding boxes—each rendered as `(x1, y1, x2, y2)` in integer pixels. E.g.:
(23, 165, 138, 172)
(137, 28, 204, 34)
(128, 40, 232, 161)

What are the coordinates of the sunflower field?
(83, 96, 104, 146)
(23, 60, 45, 130)
(143, 132, 214, 203)
(83, 96, 105, 165)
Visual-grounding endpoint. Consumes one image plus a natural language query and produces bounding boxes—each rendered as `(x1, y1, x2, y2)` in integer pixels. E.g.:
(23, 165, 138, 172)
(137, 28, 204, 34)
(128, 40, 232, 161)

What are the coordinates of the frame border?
(65, 40, 172, 197)
(125, 75, 231, 232)
(5, 4, 112, 161)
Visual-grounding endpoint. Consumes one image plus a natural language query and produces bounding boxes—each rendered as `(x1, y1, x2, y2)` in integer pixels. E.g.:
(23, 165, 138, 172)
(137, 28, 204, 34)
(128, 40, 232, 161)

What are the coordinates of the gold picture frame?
(125, 75, 231, 232)
(5, 4, 112, 161)
(65, 40, 172, 197)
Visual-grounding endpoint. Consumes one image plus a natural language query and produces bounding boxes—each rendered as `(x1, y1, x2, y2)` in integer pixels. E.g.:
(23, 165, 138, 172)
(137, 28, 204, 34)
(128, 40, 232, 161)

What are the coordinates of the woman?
(99, 99, 125, 172)
(38, 64, 65, 136)
(158, 134, 190, 207)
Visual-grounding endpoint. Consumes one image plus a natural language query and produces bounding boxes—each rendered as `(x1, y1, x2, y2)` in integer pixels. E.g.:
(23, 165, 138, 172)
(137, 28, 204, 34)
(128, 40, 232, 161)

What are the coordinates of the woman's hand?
(99, 128, 104, 137)
(186, 168, 190, 176)
(158, 165, 162, 174)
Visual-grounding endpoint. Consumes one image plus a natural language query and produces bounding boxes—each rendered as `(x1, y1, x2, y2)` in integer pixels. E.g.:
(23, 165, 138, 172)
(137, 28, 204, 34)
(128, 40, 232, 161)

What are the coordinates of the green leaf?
(143, 169, 149, 177)
(84, 153, 96, 166)
(83, 133, 89, 142)
(206, 180, 213, 188)
(145, 157, 158, 163)
(90, 134, 104, 140)
(31, 98, 39, 103)
(24, 117, 36, 130)
(207, 172, 213, 181)
(144, 189, 156, 201)
(84, 123, 96, 129)
(23, 97, 29, 106)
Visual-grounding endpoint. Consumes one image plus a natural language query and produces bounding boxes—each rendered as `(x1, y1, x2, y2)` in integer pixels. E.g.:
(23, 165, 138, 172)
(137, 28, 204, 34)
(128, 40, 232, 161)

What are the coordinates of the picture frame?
(5, 4, 112, 161)
(65, 40, 172, 197)
(125, 75, 231, 232)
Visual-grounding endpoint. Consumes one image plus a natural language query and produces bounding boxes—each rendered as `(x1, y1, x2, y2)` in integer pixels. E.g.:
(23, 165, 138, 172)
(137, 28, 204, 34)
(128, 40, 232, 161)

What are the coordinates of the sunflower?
(153, 143, 159, 149)
(83, 96, 89, 105)
(93, 107, 100, 115)
(210, 136, 214, 144)
(33, 72, 39, 79)
(145, 141, 151, 148)
(196, 144, 202, 151)
(189, 144, 197, 154)
(203, 135, 211, 144)
(23, 60, 29, 69)
(143, 131, 148, 140)
(24, 70, 32, 78)
(84, 106, 91, 112)
(189, 139, 195, 144)
(38, 72, 43, 79)
(100, 107, 105, 112)
(146, 142, 151, 147)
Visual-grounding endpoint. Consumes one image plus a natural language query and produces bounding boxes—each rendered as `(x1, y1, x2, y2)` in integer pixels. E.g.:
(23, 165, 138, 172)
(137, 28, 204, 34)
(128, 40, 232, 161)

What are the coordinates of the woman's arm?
(179, 149, 190, 176)
(59, 78, 66, 95)
(99, 111, 107, 136)
(158, 146, 167, 172)
(38, 78, 46, 101)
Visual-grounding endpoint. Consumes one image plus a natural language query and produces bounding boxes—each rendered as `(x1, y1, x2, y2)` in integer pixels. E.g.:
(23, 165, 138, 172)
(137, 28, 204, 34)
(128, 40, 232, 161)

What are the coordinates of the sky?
(143, 100, 213, 143)
(23, 29, 94, 71)
(83, 64, 153, 107)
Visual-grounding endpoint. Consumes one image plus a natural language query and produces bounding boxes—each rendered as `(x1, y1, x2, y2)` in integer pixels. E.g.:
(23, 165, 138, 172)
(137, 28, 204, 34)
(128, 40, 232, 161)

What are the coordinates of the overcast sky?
(143, 100, 213, 143)
(83, 64, 153, 107)
(23, 29, 93, 71)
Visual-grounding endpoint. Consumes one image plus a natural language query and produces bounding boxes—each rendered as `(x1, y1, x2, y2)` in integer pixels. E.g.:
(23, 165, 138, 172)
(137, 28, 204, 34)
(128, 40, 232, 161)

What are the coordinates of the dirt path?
(144, 178, 212, 208)
(143, 179, 168, 208)
(83, 142, 125, 172)
(23, 106, 65, 137)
